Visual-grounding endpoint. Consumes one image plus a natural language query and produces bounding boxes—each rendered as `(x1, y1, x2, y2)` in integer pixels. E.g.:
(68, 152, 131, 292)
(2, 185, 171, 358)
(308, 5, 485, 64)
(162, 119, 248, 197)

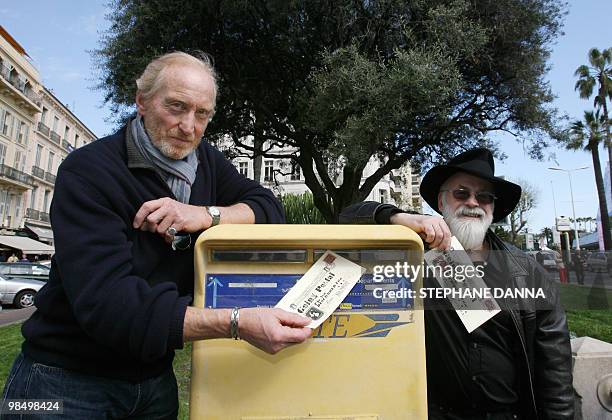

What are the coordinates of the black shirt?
(425, 246, 520, 411)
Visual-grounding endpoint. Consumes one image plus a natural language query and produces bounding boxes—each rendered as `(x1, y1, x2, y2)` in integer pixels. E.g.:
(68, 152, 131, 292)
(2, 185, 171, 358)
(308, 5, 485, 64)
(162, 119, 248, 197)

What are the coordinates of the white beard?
(441, 197, 493, 250)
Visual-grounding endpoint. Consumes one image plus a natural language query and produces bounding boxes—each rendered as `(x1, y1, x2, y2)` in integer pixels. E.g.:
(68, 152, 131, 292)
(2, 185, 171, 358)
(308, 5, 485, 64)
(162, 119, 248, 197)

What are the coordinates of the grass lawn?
(0, 323, 23, 390)
(558, 283, 612, 343)
(558, 283, 612, 311)
(174, 344, 192, 420)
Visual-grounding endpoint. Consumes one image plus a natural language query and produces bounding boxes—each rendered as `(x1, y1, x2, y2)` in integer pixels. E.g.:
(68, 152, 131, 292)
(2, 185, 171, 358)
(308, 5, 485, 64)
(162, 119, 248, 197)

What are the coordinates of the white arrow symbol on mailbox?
(397, 277, 410, 307)
(207, 277, 224, 308)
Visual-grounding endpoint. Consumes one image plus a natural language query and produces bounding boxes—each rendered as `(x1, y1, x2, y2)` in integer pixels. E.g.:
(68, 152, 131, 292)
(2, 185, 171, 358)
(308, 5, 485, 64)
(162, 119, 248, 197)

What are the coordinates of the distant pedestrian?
(572, 252, 584, 284)
(7, 253, 18, 263)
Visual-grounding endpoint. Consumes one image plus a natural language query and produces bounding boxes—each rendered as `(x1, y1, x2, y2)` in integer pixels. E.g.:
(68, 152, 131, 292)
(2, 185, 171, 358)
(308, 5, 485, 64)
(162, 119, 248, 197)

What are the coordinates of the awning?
(0, 235, 55, 254)
(24, 224, 54, 241)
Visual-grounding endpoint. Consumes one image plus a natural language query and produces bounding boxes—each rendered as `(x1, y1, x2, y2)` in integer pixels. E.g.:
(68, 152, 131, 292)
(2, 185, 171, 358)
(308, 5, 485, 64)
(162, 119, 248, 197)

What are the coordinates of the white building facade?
(225, 138, 423, 213)
(0, 26, 96, 244)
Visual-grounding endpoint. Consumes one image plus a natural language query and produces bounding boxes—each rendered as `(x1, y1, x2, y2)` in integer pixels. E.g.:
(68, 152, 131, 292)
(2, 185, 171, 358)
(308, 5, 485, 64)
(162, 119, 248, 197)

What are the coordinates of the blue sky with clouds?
(1, 1, 611, 232)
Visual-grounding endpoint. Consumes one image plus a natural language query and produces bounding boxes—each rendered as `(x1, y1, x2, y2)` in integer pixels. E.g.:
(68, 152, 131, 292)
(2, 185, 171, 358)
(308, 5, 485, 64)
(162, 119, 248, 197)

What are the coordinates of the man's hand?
(390, 213, 452, 250)
(133, 197, 211, 241)
(239, 308, 312, 354)
(183, 307, 311, 355)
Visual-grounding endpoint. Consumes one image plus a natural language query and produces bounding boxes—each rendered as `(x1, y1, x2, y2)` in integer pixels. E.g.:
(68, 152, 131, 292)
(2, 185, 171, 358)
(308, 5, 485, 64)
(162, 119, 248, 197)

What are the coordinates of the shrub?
(281, 193, 326, 224)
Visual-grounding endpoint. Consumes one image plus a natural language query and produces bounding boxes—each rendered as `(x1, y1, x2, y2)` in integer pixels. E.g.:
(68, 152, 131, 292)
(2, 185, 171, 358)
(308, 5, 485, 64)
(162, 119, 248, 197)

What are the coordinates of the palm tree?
(567, 111, 612, 250)
(575, 48, 612, 187)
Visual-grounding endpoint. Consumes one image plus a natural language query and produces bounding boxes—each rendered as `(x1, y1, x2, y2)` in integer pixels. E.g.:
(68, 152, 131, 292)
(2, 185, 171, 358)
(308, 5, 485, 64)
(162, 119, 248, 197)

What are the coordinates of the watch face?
(209, 206, 220, 217)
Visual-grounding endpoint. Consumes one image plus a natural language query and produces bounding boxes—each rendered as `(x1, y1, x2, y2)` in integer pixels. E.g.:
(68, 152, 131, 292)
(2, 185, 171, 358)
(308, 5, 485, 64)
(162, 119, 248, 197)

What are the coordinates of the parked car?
(535, 251, 559, 271)
(0, 262, 50, 282)
(0, 275, 45, 308)
(585, 252, 609, 272)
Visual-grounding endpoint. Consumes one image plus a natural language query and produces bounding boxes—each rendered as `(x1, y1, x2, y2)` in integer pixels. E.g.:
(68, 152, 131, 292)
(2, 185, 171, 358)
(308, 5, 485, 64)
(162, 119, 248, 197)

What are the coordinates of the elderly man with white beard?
(340, 148, 574, 420)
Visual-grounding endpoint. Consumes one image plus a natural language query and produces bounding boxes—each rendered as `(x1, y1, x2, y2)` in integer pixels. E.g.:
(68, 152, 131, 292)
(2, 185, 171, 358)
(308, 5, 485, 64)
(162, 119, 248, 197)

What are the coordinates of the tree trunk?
(591, 144, 612, 250)
(252, 115, 264, 184)
(598, 84, 611, 197)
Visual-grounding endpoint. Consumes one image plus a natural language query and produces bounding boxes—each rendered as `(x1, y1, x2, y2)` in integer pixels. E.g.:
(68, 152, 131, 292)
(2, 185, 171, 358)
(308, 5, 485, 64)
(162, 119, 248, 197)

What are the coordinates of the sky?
(1, 1, 611, 233)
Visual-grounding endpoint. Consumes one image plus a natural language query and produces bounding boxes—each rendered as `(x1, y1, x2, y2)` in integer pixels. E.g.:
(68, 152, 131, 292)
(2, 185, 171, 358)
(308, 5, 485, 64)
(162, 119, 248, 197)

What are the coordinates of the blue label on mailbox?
(203, 274, 413, 310)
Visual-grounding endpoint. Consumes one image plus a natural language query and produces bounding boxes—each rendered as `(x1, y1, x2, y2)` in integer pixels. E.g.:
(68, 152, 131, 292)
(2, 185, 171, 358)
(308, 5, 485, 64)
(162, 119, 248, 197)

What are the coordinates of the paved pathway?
(0, 306, 35, 327)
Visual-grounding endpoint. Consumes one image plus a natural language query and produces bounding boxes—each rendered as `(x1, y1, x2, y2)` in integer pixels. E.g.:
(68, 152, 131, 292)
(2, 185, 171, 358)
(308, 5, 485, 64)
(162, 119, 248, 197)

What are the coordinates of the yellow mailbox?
(190, 224, 427, 419)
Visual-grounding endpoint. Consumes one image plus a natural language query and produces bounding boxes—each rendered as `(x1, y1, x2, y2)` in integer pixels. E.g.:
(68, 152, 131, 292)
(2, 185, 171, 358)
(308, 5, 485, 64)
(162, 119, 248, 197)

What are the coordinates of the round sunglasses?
(441, 188, 497, 205)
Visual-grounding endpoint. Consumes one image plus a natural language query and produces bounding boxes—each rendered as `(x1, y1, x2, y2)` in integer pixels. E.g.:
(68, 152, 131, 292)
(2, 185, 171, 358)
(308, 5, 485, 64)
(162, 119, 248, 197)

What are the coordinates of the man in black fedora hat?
(340, 148, 574, 419)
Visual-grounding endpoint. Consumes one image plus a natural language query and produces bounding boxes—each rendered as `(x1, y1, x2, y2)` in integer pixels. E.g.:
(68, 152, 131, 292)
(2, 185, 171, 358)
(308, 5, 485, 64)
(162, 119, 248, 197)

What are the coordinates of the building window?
(43, 190, 50, 212)
(14, 150, 21, 170)
(0, 190, 7, 225)
(290, 162, 301, 181)
(6, 193, 14, 226)
(0, 143, 6, 165)
(238, 161, 248, 176)
(75, 133, 80, 147)
(379, 189, 386, 203)
(64, 126, 70, 141)
(17, 120, 26, 144)
(41, 107, 48, 124)
(14, 195, 21, 221)
(2, 111, 13, 137)
(35, 144, 43, 167)
(52, 116, 59, 133)
(30, 187, 37, 208)
(47, 151, 55, 173)
(264, 160, 274, 182)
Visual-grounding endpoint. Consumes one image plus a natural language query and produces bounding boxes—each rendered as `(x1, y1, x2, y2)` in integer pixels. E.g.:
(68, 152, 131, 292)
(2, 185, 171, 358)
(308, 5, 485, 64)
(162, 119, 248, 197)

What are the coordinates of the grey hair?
(136, 51, 218, 107)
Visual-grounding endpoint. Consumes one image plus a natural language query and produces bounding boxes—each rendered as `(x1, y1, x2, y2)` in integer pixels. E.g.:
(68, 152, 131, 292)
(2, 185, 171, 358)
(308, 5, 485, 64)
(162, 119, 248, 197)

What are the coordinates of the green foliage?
(281, 193, 326, 224)
(95, 0, 567, 221)
(493, 225, 512, 243)
(0, 323, 23, 391)
(574, 48, 612, 110)
(566, 310, 612, 343)
(173, 344, 191, 420)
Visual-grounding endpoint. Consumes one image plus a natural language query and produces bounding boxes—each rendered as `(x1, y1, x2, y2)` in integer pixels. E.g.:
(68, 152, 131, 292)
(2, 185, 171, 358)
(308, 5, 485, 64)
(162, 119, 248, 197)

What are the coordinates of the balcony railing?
(25, 89, 41, 106)
(0, 64, 10, 80)
(31, 165, 45, 179)
(0, 164, 33, 185)
(10, 75, 25, 92)
(0, 64, 41, 108)
(49, 131, 61, 144)
(25, 208, 40, 220)
(62, 139, 73, 151)
(37, 122, 50, 136)
(44, 172, 56, 184)
(40, 212, 50, 223)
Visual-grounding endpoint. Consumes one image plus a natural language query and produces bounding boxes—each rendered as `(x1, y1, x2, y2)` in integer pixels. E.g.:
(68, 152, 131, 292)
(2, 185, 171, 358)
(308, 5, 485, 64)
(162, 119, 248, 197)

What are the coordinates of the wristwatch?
(206, 206, 221, 227)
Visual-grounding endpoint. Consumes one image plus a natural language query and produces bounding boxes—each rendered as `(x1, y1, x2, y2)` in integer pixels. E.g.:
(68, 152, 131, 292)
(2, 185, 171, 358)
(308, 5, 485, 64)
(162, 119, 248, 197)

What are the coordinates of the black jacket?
(21, 123, 284, 382)
(340, 202, 574, 420)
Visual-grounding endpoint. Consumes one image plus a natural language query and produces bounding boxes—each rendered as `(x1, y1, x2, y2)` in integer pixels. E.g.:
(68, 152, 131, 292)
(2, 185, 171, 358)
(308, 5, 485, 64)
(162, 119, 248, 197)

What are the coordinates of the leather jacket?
(339, 202, 574, 419)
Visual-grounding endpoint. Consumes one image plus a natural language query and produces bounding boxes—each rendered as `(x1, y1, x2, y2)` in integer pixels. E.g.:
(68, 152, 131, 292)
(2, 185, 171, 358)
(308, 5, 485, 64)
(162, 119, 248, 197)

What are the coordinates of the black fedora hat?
(419, 148, 521, 223)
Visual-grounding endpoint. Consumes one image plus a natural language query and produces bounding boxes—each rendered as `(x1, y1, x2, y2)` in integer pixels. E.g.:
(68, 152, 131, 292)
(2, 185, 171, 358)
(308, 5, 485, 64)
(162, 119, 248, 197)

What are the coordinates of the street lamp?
(548, 166, 589, 250)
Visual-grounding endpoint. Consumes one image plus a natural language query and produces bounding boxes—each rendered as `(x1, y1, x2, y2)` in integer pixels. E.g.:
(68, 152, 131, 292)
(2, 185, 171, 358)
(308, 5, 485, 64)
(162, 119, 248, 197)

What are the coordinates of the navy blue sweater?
(21, 125, 284, 382)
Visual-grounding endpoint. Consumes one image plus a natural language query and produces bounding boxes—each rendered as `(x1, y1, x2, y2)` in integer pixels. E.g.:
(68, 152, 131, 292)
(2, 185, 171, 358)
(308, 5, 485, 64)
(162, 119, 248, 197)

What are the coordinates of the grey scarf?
(131, 116, 198, 203)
